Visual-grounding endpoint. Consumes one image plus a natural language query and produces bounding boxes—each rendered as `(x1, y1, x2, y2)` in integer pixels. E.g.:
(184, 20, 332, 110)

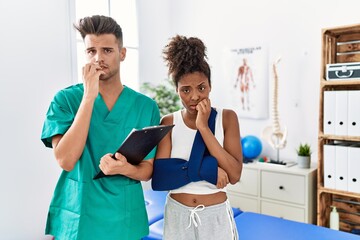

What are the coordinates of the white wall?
(137, 0, 360, 162)
(0, 0, 73, 239)
(137, 0, 171, 84)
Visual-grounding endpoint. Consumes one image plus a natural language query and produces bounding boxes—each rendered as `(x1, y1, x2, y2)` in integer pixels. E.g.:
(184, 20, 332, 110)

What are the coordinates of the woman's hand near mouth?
(195, 98, 211, 131)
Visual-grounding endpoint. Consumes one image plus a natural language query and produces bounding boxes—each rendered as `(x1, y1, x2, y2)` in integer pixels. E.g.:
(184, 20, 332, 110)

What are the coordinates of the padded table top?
(235, 212, 360, 240)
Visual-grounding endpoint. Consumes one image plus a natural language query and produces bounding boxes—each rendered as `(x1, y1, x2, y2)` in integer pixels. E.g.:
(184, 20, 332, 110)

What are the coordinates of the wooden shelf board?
(318, 187, 360, 199)
(321, 79, 360, 87)
(318, 134, 360, 142)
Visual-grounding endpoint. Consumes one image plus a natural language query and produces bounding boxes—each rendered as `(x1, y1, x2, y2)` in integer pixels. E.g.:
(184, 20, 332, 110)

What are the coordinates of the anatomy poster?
(222, 46, 268, 119)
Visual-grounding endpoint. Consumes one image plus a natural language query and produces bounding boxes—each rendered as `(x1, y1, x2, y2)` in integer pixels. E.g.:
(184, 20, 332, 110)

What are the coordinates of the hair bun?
(163, 35, 210, 86)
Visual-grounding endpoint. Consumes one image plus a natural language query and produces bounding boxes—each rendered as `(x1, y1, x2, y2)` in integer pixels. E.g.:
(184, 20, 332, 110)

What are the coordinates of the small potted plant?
(296, 143, 312, 168)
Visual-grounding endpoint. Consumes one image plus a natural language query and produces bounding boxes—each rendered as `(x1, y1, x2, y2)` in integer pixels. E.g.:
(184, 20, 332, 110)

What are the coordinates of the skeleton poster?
(223, 46, 268, 119)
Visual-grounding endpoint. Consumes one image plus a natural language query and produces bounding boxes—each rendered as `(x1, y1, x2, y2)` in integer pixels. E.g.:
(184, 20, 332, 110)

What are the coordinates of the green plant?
(140, 79, 182, 117)
(296, 143, 312, 156)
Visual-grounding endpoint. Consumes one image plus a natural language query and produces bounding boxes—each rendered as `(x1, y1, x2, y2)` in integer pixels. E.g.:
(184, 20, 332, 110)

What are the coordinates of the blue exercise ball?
(241, 135, 262, 159)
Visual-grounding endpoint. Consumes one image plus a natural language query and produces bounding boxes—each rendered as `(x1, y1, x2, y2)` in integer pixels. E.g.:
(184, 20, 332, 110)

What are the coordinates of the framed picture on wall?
(222, 46, 268, 119)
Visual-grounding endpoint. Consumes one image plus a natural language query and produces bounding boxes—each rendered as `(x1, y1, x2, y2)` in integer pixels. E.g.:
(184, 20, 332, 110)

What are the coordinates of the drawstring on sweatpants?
(225, 200, 238, 240)
(186, 204, 205, 229)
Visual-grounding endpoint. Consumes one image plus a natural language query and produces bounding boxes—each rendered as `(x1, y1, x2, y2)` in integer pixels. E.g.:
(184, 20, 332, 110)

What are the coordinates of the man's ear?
(120, 47, 127, 61)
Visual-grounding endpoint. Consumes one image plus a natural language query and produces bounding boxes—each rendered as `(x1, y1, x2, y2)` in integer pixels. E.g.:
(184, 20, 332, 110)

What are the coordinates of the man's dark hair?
(74, 15, 123, 47)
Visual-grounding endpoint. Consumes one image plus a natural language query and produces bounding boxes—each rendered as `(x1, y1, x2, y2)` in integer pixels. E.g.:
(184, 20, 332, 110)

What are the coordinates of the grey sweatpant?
(163, 194, 239, 240)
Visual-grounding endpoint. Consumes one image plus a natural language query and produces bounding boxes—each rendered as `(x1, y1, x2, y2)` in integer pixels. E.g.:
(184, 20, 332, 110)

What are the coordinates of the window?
(73, 0, 139, 90)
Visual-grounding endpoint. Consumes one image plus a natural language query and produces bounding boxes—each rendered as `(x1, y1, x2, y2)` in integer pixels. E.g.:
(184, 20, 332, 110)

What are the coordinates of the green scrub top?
(41, 84, 160, 240)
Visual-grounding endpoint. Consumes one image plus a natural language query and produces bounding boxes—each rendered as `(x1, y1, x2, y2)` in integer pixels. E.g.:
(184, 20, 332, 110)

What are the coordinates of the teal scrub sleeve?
(41, 91, 75, 148)
(143, 101, 161, 160)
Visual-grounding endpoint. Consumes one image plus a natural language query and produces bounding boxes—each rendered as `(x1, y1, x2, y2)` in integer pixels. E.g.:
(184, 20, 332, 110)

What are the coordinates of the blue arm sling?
(151, 108, 218, 191)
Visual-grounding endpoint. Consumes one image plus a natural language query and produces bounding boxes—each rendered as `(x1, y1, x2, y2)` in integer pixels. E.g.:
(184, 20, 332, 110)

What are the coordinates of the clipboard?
(94, 124, 174, 179)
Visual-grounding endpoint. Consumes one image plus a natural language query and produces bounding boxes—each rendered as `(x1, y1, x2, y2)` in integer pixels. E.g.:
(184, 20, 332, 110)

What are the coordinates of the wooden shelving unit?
(317, 24, 360, 233)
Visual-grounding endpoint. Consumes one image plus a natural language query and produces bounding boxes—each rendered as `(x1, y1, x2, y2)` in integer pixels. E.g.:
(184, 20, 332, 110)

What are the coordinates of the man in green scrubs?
(41, 15, 160, 240)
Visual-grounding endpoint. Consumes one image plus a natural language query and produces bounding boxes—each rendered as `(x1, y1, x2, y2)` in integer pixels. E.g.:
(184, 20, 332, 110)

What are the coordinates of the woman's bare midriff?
(170, 192, 227, 207)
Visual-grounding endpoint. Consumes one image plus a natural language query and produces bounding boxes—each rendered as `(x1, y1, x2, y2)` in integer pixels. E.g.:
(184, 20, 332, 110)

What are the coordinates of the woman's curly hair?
(163, 35, 211, 87)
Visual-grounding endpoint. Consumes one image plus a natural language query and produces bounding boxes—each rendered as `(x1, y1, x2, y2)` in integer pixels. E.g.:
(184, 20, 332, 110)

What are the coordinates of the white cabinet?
(227, 168, 259, 212)
(227, 162, 317, 224)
